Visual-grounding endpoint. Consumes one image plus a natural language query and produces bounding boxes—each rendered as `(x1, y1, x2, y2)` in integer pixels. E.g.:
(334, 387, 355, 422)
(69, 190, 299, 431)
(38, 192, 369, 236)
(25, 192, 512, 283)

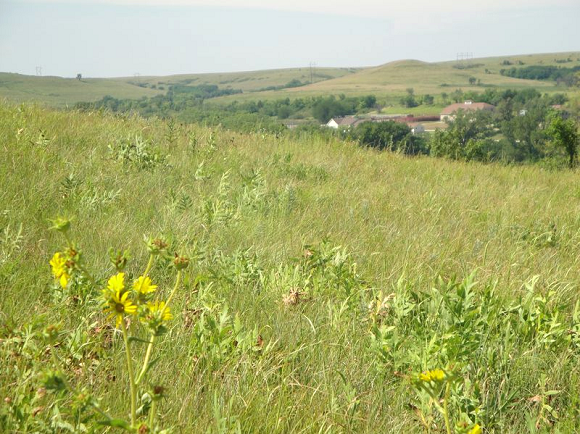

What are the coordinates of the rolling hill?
(1, 52, 578, 109)
(210, 52, 580, 104)
(0, 67, 359, 107)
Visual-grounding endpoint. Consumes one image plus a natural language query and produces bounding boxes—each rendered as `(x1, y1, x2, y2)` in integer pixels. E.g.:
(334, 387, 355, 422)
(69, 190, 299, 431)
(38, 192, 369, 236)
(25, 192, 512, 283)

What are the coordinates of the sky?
(0, 0, 579, 78)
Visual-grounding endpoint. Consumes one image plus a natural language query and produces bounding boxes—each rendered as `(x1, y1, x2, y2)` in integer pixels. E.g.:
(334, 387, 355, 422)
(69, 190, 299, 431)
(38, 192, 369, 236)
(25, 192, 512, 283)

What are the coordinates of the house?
(408, 123, 425, 134)
(440, 101, 495, 121)
(326, 116, 369, 129)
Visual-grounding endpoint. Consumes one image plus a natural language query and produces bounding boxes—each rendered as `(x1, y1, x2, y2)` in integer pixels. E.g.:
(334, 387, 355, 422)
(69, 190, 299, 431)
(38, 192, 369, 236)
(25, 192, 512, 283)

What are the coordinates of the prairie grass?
(2, 102, 580, 432)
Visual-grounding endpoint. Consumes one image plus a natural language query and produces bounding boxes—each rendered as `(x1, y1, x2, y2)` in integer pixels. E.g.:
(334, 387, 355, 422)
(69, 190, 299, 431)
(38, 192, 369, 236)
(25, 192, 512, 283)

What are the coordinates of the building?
(440, 101, 495, 121)
(326, 116, 369, 129)
(407, 123, 425, 134)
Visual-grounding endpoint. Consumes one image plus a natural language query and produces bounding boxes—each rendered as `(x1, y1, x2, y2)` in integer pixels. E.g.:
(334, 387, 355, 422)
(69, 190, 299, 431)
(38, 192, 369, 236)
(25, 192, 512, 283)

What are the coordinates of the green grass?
(3, 103, 580, 432)
(139, 67, 359, 92)
(0, 67, 358, 108)
(2, 52, 578, 111)
(0, 73, 163, 107)
(209, 52, 580, 105)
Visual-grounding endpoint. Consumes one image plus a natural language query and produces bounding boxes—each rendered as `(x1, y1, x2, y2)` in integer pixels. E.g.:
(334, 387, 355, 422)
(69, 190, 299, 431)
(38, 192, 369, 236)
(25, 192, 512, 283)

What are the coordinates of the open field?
(0, 67, 358, 108)
(2, 103, 580, 432)
(0, 73, 164, 107)
(2, 52, 578, 110)
(208, 52, 580, 105)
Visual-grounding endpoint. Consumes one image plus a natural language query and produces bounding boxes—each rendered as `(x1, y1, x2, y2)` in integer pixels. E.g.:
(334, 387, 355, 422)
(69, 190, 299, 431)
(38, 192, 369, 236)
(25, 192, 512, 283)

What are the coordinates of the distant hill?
(0, 67, 359, 107)
(0, 73, 163, 107)
(1, 52, 578, 107)
(303, 52, 580, 95)
(211, 52, 580, 104)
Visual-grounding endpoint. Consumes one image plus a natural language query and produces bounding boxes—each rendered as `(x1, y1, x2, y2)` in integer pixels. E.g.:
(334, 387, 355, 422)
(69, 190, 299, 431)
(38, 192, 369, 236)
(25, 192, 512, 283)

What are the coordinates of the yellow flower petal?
(133, 276, 157, 294)
(107, 273, 125, 292)
(59, 273, 69, 289)
(468, 424, 481, 434)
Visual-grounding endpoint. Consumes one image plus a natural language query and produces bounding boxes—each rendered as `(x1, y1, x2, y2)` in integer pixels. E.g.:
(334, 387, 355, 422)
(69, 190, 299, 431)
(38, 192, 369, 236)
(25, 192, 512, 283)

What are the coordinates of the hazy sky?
(1, 0, 579, 77)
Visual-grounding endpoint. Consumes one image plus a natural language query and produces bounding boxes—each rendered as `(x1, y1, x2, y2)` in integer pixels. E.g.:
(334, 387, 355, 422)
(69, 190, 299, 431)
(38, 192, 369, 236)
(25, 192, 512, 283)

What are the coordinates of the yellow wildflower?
(103, 288, 137, 328)
(141, 300, 173, 333)
(146, 301, 173, 322)
(107, 272, 125, 293)
(133, 275, 157, 295)
(50, 252, 69, 288)
(467, 424, 481, 434)
(419, 369, 445, 382)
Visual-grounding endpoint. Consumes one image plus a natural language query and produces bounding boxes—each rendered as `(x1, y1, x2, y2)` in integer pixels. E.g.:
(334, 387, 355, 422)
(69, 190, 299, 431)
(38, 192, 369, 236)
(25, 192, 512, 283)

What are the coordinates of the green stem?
(149, 399, 157, 431)
(143, 254, 155, 278)
(135, 334, 156, 386)
(136, 270, 181, 385)
(166, 271, 182, 307)
(443, 382, 452, 434)
(121, 320, 137, 427)
(63, 232, 74, 248)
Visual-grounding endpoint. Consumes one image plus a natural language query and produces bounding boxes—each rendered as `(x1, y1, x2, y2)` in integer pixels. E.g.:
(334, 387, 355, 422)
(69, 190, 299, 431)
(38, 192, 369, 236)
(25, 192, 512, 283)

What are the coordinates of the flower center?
(115, 303, 125, 313)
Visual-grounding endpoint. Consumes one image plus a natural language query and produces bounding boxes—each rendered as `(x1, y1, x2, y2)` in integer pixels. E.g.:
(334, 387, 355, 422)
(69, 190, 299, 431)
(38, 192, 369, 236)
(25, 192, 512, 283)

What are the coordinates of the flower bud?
(145, 237, 168, 255)
(173, 254, 189, 270)
(43, 324, 62, 344)
(151, 385, 166, 401)
(49, 217, 71, 233)
(109, 248, 130, 271)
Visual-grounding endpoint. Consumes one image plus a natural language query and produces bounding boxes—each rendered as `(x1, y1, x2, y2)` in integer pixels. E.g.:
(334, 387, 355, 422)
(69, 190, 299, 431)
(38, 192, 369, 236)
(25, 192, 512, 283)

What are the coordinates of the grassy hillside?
(0, 67, 358, 107)
(0, 73, 164, 107)
(3, 103, 580, 432)
(138, 67, 359, 92)
(2, 52, 578, 110)
(210, 52, 580, 104)
(306, 52, 580, 95)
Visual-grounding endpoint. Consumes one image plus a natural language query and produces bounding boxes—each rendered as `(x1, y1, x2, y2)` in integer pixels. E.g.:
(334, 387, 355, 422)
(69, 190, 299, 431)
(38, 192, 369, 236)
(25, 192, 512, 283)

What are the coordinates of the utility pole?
(309, 62, 316, 84)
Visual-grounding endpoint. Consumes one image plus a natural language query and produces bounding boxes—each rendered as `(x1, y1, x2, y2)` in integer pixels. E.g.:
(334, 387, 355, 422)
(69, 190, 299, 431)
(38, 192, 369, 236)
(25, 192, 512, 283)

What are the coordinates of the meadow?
(2, 52, 578, 111)
(0, 67, 357, 108)
(2, 102, 580, 433)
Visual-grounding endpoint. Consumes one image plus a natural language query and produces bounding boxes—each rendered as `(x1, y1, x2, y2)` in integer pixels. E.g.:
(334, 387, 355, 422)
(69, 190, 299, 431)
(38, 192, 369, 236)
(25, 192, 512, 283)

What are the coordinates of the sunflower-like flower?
(142, 300, 173, 334)
(419, 369, 445, 383)
(50, 252, 70, 289)
(102, 273, 136, 327)
(133, 275, 157, 295)
(107, 272, 125, 293)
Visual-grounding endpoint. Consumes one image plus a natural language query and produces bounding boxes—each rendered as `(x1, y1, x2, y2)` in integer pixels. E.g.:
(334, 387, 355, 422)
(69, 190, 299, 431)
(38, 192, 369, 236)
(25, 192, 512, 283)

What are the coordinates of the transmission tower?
(456, 52, 474, 63)
(309, 62, 316, 84)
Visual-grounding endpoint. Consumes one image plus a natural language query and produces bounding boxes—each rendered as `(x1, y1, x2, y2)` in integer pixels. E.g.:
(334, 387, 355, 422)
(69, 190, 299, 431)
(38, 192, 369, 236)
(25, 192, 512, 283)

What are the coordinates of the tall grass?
(2, 102, 580, 432)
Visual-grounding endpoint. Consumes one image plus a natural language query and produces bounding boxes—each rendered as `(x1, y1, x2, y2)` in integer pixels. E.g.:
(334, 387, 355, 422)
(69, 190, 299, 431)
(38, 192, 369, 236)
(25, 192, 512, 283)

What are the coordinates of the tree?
(547, 114, 579, 168)
(451, 89, 464, 103)
(359, 95, 377, 110)
(352, 121, 426, 154)
(312, 97, 349, 123)
(429, 110, 495, 160)
(422, 94, 434, 105)
(400, 94, 418, 108)
(400, 88, 418, 108)
(76, 73, 82, 81)
(469, 77, 476, 85)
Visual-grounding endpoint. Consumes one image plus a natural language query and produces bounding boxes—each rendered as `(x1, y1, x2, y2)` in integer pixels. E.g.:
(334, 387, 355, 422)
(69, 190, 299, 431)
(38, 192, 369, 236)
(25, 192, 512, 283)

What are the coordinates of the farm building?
(440, 101, 495, 121)
(326, 116, 368, 129)
(407, 123, 425, 134)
